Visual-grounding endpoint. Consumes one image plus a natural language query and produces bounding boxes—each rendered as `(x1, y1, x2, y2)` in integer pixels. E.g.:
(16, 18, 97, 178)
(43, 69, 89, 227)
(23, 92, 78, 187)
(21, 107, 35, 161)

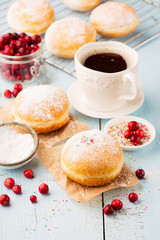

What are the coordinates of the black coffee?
(84, 53, 127, 73)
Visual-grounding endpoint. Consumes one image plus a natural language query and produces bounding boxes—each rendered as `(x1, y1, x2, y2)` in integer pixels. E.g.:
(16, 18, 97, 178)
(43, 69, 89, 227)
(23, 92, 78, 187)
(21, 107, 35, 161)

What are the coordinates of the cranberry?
(24, 67, 30, 74)
(9, 40, 16, 49)
(0, 194, 10, 206)
(14, 83, 23, 92)
(128, 121, 139, 131)
(14, 53, 21, 57)
(31, 35, 41, 44)
(0, 41, 3, 50)
(24, 169, 34, 179)
(111, 199, 123, 211)
(30, 195, 37, 203)
(12, 89, 19, 97)
(9, 76, 16, 82)
(12, 32, 20, 40)
(19, 33, 26, 38)
(32, 44, 40, 52)
(135, 129, 144, 138)
(128, 193, 138, 202)
(4, 46, 14, 55)
(25, 36, 32, 44)
(16, 75, 23, 81)
(135, 169, 145, 179)
(4, 178, 15, 189)
(2, 72, 9, 80)
(18, 37, 27, 43)
(2, 63, 10, 70)
(11, 64, 19, 71)
(12, 185, 21, 194)
(124, 130, 134, 139)
(18, 47, 26, 55)
(24, 73, 32, 80)
(39, 183, 49, 195)
(6, 69, 12, 76)
(4, 89, 12, 98)
(16, 40, 25, 49)
(104, 204, 114, 215)
(5, 33, 13, 41)
(130, 135, 141, 145)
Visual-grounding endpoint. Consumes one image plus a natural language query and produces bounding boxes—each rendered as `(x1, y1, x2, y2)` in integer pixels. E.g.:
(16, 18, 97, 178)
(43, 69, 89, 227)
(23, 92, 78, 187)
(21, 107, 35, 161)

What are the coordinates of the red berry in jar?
(4, 46, 14, 56)
(30, 195, 37, 203)
(31, 35, 41, 44)
(124, 130, 134, 139)
(4, 178, 15, 189)
(12, 185, 21, 194)
(104, 204, 114, 215)
(24, 73, 32, 80)
(0, 194, 10, 206)
(130, 135, 141, 145)
(24, 169, 34, 179)
(39, 183, 49, 195)
(111, 199, 123, 211)
(19, 33, 27, 38)
(128, 121, 139, 131)
(128, 193, 138, 202)
(16, 75, 23, 82)
(135, 169, 145, 179)
(4, 89, 12, 98)
(135, 129, 145, 138)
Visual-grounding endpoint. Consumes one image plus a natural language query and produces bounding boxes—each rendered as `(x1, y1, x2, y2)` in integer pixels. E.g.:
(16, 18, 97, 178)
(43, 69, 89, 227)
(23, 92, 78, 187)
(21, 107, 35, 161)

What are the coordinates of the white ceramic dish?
(0, 122, 39, 169)
(104, 116, 156, 151)
(68, 81, 144, 119)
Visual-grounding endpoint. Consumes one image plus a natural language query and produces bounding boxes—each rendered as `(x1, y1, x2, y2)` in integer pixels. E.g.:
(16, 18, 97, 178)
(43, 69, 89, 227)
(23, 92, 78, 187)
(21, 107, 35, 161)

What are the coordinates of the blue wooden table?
(0, 1, 160, 240)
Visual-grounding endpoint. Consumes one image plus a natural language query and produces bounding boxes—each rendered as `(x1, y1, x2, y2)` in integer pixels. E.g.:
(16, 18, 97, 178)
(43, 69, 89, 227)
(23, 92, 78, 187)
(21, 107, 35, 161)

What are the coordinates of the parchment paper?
(0, 101, 139, 201)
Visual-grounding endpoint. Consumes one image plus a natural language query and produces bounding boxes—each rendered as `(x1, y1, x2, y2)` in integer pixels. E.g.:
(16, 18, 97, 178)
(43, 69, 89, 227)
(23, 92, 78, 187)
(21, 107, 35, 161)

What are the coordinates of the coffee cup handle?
(118, 72, 138, 101)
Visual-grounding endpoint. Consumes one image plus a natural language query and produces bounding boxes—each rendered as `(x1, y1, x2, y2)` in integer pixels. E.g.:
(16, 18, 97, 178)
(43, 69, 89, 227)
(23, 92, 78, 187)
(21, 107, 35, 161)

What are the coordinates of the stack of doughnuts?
(61, 129, 123, 186)
(7, 0, 55, 34)
(12, 85, 70, 133)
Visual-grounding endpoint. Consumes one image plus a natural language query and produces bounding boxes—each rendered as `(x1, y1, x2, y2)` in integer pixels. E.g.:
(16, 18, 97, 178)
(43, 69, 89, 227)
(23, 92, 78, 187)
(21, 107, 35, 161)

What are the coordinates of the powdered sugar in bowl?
(0, 122, 39, 169)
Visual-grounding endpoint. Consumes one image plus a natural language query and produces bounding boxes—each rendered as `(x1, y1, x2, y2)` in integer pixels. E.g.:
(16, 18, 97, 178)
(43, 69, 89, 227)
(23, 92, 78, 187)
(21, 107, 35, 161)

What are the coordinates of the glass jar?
(0, 42, 50, 84)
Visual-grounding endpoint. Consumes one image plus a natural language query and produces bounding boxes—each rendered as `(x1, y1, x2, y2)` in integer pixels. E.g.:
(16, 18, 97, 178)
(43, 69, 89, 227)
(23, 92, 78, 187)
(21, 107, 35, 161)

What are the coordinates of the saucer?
(68, 81, 144, 119)
(104, 116, 156, 151)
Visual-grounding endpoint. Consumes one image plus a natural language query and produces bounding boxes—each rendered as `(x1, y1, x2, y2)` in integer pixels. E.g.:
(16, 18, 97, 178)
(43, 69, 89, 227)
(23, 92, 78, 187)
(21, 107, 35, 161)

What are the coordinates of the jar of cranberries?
(0, 32, 50, 83)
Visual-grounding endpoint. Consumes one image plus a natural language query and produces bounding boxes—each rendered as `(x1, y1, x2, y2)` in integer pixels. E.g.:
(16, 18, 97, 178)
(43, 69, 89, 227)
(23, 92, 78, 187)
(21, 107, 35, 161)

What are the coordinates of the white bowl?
(104, 116, 156, 151)
(0, 122, 39, 169)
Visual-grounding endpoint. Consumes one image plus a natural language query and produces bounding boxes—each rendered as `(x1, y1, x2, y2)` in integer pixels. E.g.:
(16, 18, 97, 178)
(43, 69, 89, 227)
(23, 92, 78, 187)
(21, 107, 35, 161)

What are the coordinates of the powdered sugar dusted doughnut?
(61, 0, 102, 11)
(90, 1, 139, 37)
(7, 0, 55, 34)
(45, 17, 96, 58)
(12, 85, 70, 133)
(61, 129, 123, 186)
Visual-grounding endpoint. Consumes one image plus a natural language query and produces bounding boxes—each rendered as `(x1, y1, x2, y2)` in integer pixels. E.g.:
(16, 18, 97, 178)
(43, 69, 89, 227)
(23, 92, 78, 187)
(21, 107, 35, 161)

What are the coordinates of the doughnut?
(12, 85, 70, 133)
(90, 1, 139, 37)
(7, 0, 55, 34)
(61, 130, 123, 186)
(45, 17, 96, 58)
(61, 0, 102, 12)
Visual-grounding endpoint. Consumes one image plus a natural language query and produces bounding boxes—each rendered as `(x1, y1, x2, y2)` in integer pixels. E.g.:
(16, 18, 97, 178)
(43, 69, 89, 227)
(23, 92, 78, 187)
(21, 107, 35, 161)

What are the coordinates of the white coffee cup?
(74, 41, 143, 112)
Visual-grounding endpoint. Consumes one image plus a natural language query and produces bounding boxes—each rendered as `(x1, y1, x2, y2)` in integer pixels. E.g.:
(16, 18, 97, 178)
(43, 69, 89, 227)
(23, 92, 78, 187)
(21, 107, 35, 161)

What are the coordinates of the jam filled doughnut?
(45, 17, 96, 58)
(7, 0, 55, 34)
(90, 1, 139, 37)
(61, 0, 102, 12)
(61, 130, 123, 186)
(12, 85, 70, 133)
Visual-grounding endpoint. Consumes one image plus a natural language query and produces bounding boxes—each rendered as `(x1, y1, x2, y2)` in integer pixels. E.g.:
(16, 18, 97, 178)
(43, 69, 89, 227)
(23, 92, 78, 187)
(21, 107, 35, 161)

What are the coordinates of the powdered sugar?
(0, 126, 35, 164)
(91, 1, 137, 27)
(62, 129, 121, 169)
(13, 85, 68, 122)
(45, 17, 96, 49)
